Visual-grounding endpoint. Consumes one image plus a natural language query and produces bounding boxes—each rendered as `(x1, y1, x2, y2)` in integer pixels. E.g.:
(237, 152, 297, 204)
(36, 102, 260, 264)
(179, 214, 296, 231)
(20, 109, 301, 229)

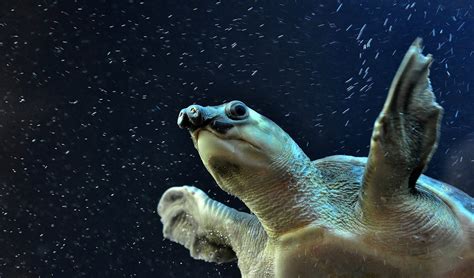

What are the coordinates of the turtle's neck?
(224, 143, 325, 238)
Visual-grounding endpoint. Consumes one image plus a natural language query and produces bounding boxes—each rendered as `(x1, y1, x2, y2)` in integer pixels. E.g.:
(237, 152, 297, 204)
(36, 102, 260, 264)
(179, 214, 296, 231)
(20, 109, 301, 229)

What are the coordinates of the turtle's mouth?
(191, 126, 261, 152)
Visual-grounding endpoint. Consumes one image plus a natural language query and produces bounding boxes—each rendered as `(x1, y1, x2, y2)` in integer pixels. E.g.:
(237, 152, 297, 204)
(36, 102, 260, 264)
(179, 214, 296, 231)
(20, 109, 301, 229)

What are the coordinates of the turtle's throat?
(238, 144, 323, 238)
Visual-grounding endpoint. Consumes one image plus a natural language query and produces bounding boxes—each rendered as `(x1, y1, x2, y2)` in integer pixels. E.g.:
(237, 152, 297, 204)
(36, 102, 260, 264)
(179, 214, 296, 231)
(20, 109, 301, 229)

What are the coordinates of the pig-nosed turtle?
(158, 39, 473, 277)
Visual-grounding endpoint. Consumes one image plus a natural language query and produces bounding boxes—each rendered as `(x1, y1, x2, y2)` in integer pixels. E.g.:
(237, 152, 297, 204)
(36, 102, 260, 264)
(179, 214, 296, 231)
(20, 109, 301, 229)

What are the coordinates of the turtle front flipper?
(360, 39, 443, 210)
(158, 186, 267, 266)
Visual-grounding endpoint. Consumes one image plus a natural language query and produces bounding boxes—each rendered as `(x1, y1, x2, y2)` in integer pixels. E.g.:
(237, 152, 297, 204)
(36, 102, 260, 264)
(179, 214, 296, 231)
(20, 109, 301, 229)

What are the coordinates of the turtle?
(157, 39, 474, 277)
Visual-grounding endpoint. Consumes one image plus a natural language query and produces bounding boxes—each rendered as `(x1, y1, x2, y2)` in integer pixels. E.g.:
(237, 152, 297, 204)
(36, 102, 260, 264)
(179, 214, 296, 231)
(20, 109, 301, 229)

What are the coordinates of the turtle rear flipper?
(360, 39, 443, 209)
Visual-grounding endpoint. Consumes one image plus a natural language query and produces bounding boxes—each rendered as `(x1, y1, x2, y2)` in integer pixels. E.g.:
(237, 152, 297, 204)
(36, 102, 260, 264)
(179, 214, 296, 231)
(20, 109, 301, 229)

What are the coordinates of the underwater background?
(0, 0, 472, 277)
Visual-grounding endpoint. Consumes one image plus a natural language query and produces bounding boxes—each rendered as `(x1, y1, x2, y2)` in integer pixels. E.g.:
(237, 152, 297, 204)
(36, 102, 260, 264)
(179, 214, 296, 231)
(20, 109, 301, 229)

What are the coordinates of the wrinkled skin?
(158, 39, 474, 277)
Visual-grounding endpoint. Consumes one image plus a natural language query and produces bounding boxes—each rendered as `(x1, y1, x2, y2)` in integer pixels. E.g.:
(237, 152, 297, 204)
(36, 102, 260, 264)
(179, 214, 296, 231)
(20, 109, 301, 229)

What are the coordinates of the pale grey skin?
(158, 40, 474, 277)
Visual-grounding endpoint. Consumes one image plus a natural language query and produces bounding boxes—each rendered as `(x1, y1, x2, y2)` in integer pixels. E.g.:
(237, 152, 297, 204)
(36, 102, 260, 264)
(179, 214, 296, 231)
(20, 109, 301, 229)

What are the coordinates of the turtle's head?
(177, 100, 310, 195)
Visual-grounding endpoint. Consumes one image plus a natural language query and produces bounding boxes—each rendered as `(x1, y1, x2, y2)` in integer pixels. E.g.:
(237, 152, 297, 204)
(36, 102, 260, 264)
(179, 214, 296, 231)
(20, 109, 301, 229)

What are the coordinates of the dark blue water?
(0, 0, 472, 277)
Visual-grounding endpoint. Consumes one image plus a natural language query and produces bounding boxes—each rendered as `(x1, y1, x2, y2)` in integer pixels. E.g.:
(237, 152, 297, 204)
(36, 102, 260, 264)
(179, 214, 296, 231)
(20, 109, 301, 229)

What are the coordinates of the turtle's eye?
(225, 101, 248, 120)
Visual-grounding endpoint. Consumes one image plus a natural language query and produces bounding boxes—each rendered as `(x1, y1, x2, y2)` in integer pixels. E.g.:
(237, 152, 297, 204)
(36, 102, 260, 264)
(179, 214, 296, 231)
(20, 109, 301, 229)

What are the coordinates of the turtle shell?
(418, 174, 473, 215)
(314, 155, 473, 216)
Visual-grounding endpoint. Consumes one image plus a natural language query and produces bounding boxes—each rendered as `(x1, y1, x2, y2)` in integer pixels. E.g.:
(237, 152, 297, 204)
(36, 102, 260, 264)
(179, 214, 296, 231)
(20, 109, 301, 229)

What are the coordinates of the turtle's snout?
(178, 105, 208, 129)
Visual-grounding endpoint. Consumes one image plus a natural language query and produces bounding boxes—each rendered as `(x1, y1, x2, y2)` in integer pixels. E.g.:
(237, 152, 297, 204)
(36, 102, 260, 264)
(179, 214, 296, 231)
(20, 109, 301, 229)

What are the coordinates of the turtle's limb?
(360, 39, 443, 209)
(158, 186, 267, 265)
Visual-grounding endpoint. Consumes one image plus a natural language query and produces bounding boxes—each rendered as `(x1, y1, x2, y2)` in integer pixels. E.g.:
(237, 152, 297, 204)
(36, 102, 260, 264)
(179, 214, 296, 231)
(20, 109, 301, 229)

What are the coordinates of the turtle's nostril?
(177, 106, 205, 129)
(177, 109, 190, 129)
